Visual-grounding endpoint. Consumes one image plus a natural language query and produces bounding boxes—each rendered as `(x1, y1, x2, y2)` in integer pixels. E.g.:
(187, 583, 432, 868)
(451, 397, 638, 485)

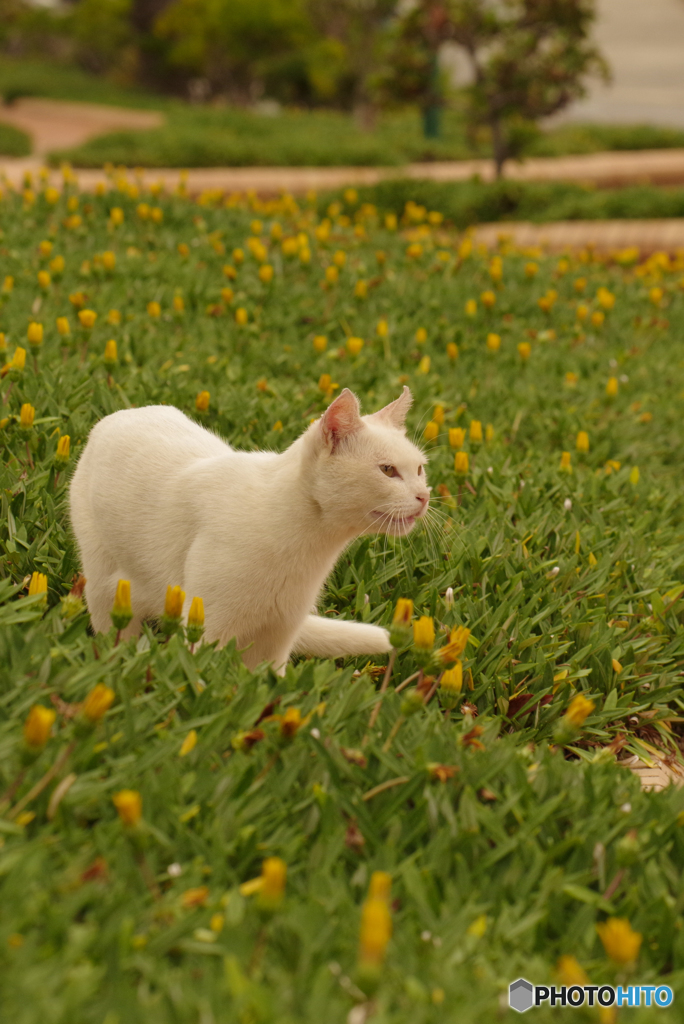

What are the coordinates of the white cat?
(69, 386, 430, 672)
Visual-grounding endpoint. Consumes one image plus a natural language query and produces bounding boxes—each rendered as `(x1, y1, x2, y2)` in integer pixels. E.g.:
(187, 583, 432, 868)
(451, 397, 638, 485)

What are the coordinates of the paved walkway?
(0, 97, 163, 156)
(473, 218, 684, 255)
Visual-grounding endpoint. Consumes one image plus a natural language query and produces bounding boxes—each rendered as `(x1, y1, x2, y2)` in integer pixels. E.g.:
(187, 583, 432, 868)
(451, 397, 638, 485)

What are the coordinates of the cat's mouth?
(369, 510, 417, 534)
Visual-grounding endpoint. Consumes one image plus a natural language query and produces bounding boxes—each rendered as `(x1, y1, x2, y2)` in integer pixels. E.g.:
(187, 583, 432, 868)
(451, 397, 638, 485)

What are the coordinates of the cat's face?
(306, 387, 430, 537)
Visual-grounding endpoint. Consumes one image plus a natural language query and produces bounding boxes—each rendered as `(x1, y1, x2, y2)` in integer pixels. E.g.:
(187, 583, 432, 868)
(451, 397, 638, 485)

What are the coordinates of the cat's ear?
(372, 386, 413, 431)
(320, 388, 362, 450)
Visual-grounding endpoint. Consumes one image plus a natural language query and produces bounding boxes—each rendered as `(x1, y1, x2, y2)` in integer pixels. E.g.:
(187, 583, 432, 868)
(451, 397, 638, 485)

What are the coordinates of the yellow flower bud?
(454, 451, 469, 475)
(423, 420, 439, 441)
(259, 264, 274, 284)
(480, 290, 496, 308)
(27, 322, 43, 348)
(280, 707, 302, 740)
(465, 299, 477, 316)
(111, 579, 132, 632)
(187, 596, 205, 644)
(147, 301, 161, 318)
(164, 584, 185, 620)
(486, 332, 501, 352)
(440, 663, 463, 696)
(439, 626, 470, 667)
(107, 309, 121, 325)
(517, 341, 531, 361)
(180, 729, 198, 756)
(37, 271, 50, 290)
(56, 316, 70, 337)
(20, 403, 35, 429)
(259, 857, 287, 908)
(24, 704, 56, 750)
(109, 207, 124, 226)
(102, 251, 116, 271)
(449, 428, 465, 449)
(313, 334, 327, 353)
(78, 309, 97, 329)
(415, 327, 427, 345)
(354, 279, 367, 299)
(606, 376, 618, 398)
(559, 451, 572, 473)
(235, 307, 248, 325)
(82, 683, 115, 723)
(392, 598, 413, 627)
(113, 789, 142, 827)
(447, 342, 459, 360)
(564, 694, 595, 728)
(11, 346, 26, 372)
(576, 431, 589, 453)
(196, 390, 210, 412)
(359, 897, 392, 968)
(596, 918, 642, 965)
(50, 255, 65, 275)
(413, 615, 435, 650)
(469, 420, 482, 443)
(55, 434, 70, 467)
(376, 319, 388, 338)
(104, 340, 118, 368)
(347, 336, 363, 357)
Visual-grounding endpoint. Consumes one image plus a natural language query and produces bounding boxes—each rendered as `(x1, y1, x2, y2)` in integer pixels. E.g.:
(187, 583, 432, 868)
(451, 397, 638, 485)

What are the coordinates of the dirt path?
(0, 97, 163, 155)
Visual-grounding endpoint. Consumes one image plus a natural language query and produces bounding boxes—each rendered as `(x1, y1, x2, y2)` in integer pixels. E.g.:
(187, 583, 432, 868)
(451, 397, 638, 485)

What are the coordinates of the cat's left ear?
(320, 388, 362, 450)
(371, 386, 413, 431)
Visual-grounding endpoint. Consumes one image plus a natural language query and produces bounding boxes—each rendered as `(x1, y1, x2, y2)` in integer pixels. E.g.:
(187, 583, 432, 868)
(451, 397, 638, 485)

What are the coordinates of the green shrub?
(0, 120, 31, 156)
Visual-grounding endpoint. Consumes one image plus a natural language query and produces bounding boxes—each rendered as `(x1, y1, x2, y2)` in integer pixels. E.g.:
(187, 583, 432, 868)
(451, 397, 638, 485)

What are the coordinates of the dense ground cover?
(2, 176, 684, 1022)
(4, 58, 684, 170)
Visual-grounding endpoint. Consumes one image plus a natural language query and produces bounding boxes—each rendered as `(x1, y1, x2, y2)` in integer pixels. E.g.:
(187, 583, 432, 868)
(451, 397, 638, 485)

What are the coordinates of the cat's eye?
(380, 464, 397, 478)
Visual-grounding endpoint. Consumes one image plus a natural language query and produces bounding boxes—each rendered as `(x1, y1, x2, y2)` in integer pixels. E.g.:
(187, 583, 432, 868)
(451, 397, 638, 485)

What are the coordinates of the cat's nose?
(416, 493, 429, 508)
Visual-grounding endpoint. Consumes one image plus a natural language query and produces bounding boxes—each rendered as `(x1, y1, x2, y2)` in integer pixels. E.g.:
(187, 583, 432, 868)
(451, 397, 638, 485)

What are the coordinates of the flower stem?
(382, 716, 405, 753)
(368, 648, 396, 730)
(7, 741, 75, 820)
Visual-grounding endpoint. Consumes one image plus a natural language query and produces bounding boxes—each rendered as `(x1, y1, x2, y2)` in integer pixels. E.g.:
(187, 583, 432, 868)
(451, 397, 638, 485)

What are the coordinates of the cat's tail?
(292, 614, 391, 659)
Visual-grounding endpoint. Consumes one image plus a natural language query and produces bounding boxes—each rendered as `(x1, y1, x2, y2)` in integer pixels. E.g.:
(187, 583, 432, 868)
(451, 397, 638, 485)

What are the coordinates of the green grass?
(323, 178, 684, 226)
(1, 183, 684, 1022)
(0, 119, 31, 156)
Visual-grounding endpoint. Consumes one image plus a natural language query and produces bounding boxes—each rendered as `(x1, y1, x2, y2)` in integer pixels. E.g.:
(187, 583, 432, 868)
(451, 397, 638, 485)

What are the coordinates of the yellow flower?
(565, 371, 578, 387)
(449, 427, 465, 449)
(591, 310, 605, 328)
(178, 242, 190, 257)
(612, 659, 623, 674)
(406, 242, 423, 259)
(413, 616, 435, 650)
(588, 552, 597, 566)
(440, 663, 463, 696)
(574, 277, 587, 292)
(235, 307, 248, 325)
(28, 571, 47, 601)
(447, 342, 459, 360)
(418, 355, 431, 374)
(11, 346, 26, 371)
(467, 915, 488, 938)
(485, 423, 495, 442)
(23, 704, 56, 750)
(606, 376, 618, 398)
(576, 430, 589, 453)
(415, 327, 427, 345)
(49, 255, 65, 275)
(469, 420, 482, 443)
(173, 295, 184, 314)
(260, 857, 287, 907)
(220, 287, 234, 305)
(55, 434, 70, 466)
(56, 316, 71, 338)
(3, 275, 14, 292)
(649, 286, 664, 306)
(525, 261, 538, 277)
(111, 579, 132, 631)
(104, 340, 118, 367)
(576, 304, 589, 321)
(164, 585, 185, 620)
(454, 451, 469, 474)
(556, 955, 588, 988)
(559, 451, 572, 473)
(82, 683, 115, 723)
(27, 322, 43, 347)
(102, 250, 116, 271)
(196, 390, 210, 413)
(465, 299, 477, 316)
(44, 186, 59, 204)
(480, 290, 496, 308)
(313, 335, 327, 353)
(325, 265, 339, 285)
(187, 596, 205, 644)
(433, 404, 444, 425)
(180, 730, 198, 756)
(486, 332, 500, 352)
(517, 341, 531, 361)
(347, 336, 363, 356)
(564, 693, 595, 728)
(113, 789, 142, 827)
(597, 287, 615, 310)
(37, 270, 50, 290)
(333, 250, 346, 268)
(385, 213, 397, 230)
(423, 420, 439, 441)
(280, 707, 302, 740)
(78, 309, 97, 329)
(368, 871, 392, 902)
(107, 309, 121, 325)
(359, 897, 392, 968)
(147, 301, 161, 318)
(439, 626, 470, 667)
(354, 279, 367, 299)
(259, 264, 274, 284)
(392, 598, 413, 627)
(20, 403, 35, 429)
(596, 918, 642, 965)
(630, 466, 640, 486)
(376, 319, 388, 337)
(109, 207, 124, 226)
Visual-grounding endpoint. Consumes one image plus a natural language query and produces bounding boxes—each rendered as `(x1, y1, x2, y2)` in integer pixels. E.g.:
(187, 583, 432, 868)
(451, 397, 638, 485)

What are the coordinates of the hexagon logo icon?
(509, 978, 534, 1013)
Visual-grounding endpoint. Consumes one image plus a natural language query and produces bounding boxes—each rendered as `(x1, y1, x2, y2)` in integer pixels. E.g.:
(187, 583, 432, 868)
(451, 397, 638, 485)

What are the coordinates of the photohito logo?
(508, 979, 674, 1012)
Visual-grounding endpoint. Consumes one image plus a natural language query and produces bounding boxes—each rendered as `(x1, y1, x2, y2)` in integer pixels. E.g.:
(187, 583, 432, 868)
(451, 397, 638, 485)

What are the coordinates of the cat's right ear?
(320, 388, 362, 451)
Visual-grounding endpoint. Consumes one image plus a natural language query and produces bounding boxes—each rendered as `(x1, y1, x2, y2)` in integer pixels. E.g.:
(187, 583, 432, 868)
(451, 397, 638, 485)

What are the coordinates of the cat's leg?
(292, 614, 391, 659)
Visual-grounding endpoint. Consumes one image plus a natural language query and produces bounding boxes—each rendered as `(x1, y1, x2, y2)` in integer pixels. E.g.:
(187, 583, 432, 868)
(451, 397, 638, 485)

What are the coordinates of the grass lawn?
(1, 179, 684, 1022)
(3, 58, 684, 169)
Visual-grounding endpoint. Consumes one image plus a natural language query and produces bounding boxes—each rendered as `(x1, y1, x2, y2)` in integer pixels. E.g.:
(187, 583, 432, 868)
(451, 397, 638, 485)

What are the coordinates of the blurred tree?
(378, 0, 609, 174)
(154, 0, 316, 103)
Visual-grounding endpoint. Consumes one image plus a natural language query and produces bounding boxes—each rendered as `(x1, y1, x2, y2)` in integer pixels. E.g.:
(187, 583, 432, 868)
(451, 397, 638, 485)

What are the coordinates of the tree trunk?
(491, 116, 507, 179)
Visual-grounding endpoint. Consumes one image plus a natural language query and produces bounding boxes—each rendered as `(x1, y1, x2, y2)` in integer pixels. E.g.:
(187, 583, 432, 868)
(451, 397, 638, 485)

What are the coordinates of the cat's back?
(82, 405, 228, 466)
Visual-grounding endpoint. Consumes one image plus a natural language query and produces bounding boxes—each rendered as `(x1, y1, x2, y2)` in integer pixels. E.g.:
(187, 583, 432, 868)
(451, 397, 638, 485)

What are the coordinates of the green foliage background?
(1, 180, 684, 1021)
